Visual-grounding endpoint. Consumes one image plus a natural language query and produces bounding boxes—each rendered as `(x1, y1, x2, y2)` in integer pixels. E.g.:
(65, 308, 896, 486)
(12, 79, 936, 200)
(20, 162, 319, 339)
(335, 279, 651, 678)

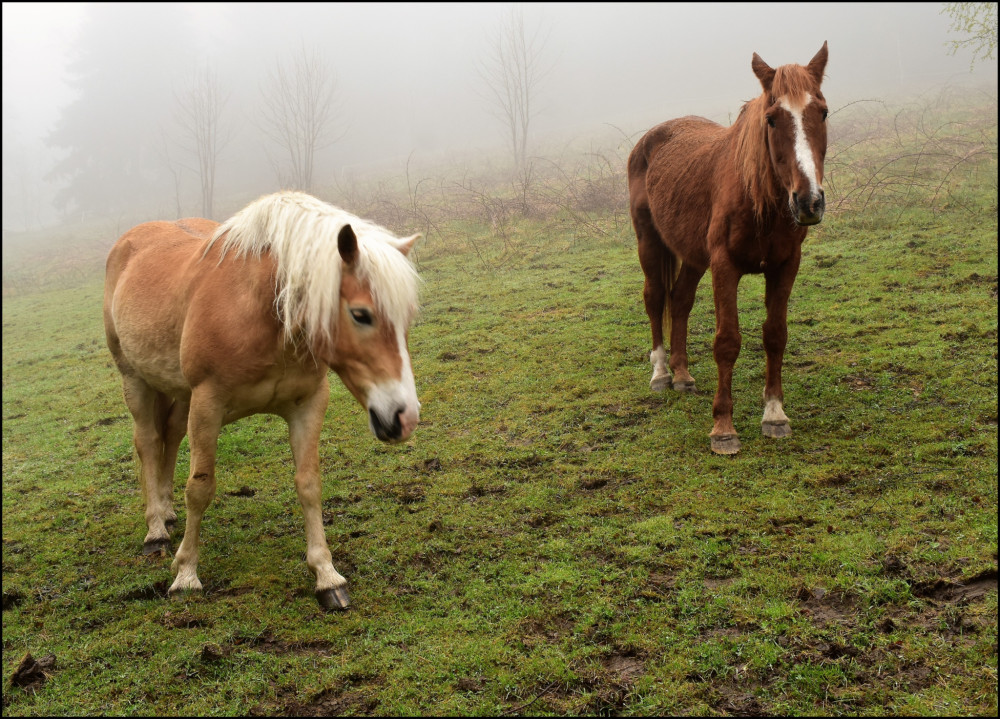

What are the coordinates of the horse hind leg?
(120, 376, 173, 555)
(636, 217, 672, 391)
(158, 399, 189, 532)
(667, 263, 705, 393)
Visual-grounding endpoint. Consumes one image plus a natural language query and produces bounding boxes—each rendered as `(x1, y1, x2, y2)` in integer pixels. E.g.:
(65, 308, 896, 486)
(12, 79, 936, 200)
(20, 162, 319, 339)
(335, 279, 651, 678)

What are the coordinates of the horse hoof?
(672, 380, 696, 393)
(316, 586, 351, 611)
(762, 421, 792, 438)
(142, 538, 171, 556)
(167, 579, 203, 598)
(710, 434, 741, 455)
(650, 374, 671, 392)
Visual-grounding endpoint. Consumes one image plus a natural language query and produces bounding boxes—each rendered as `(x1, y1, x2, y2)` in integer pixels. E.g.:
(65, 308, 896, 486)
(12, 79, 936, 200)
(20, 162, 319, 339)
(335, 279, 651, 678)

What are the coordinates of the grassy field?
(2, 90, 997, 716)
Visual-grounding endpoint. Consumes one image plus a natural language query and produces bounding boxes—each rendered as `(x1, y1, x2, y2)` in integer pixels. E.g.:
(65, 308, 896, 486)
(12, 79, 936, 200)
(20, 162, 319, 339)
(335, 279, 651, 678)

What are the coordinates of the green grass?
(3, 97, 997, 715)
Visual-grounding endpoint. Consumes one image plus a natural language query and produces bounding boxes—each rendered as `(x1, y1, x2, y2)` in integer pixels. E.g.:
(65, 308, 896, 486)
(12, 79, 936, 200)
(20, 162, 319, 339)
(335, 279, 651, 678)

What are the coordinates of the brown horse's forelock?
(734, 64, 819, 219)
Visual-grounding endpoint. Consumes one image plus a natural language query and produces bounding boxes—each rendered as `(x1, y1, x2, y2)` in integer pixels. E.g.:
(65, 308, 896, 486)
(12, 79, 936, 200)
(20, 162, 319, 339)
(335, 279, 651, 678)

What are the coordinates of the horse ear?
(807, 41, 828, 85)
(396, 233, 421, 257)
(751, 52, 775, 93)
(338, 224, 358, 266)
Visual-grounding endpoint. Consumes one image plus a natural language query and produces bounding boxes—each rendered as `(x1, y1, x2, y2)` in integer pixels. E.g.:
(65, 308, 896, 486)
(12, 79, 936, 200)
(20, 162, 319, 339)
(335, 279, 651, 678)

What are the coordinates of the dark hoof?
(316, 586, 351, 611)
(672, 380, 696, 393)
(710, 434, 741, 455)
(650, 374, 671, 392)
(762, 421, 792, 439)
(142, 538, 171, 556)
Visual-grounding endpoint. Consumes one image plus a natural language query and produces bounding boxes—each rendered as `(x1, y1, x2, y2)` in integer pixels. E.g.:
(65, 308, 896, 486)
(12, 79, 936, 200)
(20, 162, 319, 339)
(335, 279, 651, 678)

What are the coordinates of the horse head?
(324, 224, 421, 443)
(752, 42, 828, 226)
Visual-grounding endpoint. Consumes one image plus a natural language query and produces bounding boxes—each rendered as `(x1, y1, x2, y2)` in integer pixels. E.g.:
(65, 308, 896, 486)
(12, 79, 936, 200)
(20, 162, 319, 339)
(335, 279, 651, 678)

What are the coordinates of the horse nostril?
(792, 192, 798, 204)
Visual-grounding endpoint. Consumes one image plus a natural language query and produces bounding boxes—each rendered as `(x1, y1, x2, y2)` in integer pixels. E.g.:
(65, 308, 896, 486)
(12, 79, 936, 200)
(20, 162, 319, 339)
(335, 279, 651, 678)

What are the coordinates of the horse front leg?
(286, 379, 350, 611)
(761, 256, 800, 439)
(169, 391, 222, 596)
(710, 261, 743, 455)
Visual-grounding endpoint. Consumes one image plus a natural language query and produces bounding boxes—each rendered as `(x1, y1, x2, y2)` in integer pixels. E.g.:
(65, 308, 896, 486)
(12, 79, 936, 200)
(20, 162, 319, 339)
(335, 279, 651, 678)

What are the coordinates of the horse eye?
(821, 109, 828, 122)
(766, 115, 775, 128)
(350, 309, 373, 326)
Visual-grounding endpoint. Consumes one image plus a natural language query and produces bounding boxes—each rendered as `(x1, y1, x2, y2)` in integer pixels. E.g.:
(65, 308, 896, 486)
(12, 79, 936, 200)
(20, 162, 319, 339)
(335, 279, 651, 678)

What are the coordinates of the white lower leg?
(761, 397, 792, 438)
(650, 345, 670, 390)
(762, 397, 789, 424)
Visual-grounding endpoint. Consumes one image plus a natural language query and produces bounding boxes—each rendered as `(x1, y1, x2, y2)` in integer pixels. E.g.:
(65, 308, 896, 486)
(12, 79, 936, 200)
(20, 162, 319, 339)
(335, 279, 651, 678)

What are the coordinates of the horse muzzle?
(791, 189, 825, 226)
(368, 404, 419, 443)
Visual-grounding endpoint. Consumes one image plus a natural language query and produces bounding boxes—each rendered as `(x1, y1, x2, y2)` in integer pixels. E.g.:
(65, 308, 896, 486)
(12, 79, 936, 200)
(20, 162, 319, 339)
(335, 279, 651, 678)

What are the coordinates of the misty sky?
(2, 2, 996, 229)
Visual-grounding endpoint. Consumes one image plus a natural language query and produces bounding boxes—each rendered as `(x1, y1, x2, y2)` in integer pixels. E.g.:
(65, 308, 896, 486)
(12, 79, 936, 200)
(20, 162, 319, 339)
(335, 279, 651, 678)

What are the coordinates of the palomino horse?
(103, 191, 421, 610)
(629, 42, 829, 454)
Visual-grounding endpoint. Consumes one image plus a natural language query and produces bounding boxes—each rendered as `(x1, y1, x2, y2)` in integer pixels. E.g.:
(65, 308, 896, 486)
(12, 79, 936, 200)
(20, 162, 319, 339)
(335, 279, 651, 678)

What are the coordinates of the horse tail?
(662, 250, 681, 344)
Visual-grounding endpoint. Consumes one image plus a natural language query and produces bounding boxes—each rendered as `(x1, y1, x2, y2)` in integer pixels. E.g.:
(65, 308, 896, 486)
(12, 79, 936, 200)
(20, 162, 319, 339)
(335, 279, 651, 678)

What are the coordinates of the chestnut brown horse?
(104, 191, 421, 610)
(629, 42, 829, 454)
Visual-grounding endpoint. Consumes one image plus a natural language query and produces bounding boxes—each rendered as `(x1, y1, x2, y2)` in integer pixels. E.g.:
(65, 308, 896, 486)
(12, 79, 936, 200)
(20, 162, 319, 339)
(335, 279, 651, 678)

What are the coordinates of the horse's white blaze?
(367, 326, 419, 439)
(780, 94, 821, 197)
(762, 397, 789, 425)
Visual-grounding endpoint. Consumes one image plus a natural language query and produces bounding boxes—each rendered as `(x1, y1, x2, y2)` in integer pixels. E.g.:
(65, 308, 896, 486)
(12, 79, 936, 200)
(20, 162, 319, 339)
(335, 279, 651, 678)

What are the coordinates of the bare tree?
(174, 65, 232, 219)
(258, 46, 343, 191)
(478, 7, 551, 171)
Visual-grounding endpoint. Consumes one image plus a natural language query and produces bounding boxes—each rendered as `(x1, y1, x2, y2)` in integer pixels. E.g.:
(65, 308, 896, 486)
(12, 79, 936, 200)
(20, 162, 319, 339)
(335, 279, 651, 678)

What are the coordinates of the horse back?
(104, 219, 285, 400)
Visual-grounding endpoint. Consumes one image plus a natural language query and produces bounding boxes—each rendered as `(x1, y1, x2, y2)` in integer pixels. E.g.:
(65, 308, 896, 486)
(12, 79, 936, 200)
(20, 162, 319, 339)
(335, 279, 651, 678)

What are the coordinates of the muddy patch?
(795, 586, 858, 626)
(911, 568, 997, 603)
(235, 630, 336, 656)
(9, 652, 56, 692)
(518, 613, 575, 647)
(279, 687, 379, 717)
(3, 589, 25, 611)
(161, 610, 212, 629)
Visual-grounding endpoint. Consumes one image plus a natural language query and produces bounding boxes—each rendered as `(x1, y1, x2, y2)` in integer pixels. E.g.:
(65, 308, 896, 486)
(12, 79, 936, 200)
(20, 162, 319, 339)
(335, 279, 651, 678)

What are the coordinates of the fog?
(2, 1, 996, 230)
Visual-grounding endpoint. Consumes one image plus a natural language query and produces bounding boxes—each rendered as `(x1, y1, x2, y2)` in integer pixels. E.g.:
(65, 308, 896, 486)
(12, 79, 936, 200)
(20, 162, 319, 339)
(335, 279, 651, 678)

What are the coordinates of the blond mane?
(206, 191, 420, 348)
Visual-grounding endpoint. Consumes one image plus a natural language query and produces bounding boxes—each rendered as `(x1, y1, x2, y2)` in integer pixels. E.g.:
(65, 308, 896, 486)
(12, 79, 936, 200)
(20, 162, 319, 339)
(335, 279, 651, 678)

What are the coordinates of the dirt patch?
(9, 653, 56, 692)
(465, 483, 506, 500)
(600, 652, 645, 685)
(579, 476, 608, 490)
(161, 610, 211, 629)
(518, 614, 575, 646)
(456, 677, 485, 692)
(226, 485, 256, 497)
(796, 586, 858, 626)
(711, 680, 769, 717)
(911, 568, 998, 603)
(276, 684, 381, 717)
(842, 373, 876, 390)
(235, 630, 336, 655)
(3, 589, 25, 611)
(705, 577, 736, 590)
(526, 512, 559, 529)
